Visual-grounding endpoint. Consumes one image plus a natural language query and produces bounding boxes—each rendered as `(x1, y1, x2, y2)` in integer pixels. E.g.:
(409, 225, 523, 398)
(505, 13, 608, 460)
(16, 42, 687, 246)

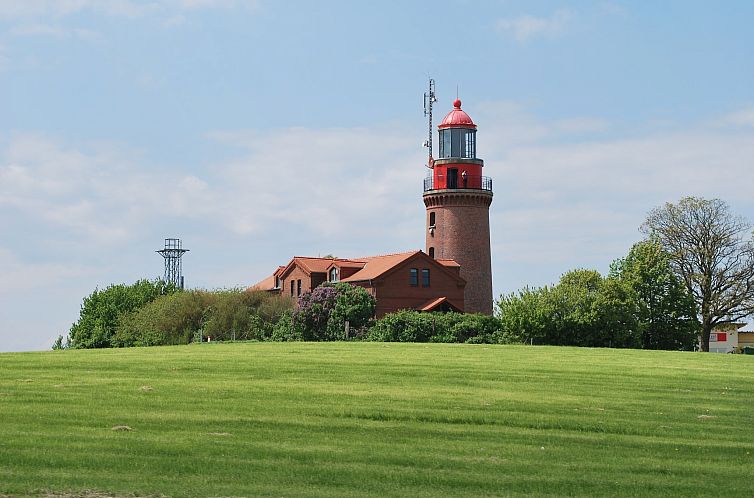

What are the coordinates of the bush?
(68, 279, 177, 349)
(112, 289, 292, 347)
(281, 283, 377, 341)
(366, 310, 505, 344)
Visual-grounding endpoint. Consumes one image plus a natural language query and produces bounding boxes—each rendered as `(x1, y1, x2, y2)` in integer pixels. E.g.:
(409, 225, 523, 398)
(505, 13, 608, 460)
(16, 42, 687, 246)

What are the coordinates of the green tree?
(610, 240, 699, 350)
(496, 269, 640, 348)
(327, 283, 376, 339)
(68, 279, 177, 349)
(641, 197, 754, 351)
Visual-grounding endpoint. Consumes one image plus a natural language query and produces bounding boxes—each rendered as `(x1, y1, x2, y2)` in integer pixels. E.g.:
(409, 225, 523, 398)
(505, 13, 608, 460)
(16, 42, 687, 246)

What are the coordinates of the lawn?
(0, 343, 752, 497)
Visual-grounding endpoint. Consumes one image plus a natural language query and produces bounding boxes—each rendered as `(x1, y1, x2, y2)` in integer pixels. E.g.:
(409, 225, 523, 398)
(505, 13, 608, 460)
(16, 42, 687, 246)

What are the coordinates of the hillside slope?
(1, 343, 753, 497)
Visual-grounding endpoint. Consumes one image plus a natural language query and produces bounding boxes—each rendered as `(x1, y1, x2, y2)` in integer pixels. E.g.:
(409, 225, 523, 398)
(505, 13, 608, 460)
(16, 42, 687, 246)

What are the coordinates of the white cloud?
(496, 9, 573, 42)
(716, 105, 754, 128)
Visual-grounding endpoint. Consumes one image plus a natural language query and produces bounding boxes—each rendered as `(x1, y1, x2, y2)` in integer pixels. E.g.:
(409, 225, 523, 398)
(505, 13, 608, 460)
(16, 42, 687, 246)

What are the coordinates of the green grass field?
(1, 343, 753, 497)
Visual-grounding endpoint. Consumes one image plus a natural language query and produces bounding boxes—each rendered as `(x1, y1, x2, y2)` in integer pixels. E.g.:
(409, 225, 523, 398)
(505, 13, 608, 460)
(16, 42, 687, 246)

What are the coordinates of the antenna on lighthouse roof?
(423, 78, 437, 169)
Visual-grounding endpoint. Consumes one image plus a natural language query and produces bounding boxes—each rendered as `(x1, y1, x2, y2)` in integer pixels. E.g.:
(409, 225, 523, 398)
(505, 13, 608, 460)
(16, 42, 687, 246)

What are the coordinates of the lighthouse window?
(409, 268, 419, 286)
(439, 129, 476, 158)
(440, 129, 452, 158)
(465, 131, 476, 158)
(429, 212, 435, 227)
(422, 269, 430, 287)
(429, 247, 435, 258)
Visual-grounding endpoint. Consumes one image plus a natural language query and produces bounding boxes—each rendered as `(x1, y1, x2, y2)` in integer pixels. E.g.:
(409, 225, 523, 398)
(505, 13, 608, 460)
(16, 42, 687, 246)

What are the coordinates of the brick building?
(251, 251, 466, 318)
(250, 97, 493, 317)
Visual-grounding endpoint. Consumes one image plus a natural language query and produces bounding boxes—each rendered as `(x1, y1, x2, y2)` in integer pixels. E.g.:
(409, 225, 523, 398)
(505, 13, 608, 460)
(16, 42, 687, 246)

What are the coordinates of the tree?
(496, 269, 640, 348)
(68, 279, 177, 349)
(610, 240, 699, 350)
(641, 197, 754, 351)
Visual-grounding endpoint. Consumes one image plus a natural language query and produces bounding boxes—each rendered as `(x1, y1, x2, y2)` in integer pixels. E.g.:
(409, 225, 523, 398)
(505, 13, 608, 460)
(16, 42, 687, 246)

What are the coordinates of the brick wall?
(424, 190, 493, 314)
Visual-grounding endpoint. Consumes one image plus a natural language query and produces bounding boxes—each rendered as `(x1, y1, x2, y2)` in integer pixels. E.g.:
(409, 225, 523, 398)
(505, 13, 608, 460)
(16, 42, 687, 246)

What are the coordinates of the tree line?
(56, 197, 754, 351)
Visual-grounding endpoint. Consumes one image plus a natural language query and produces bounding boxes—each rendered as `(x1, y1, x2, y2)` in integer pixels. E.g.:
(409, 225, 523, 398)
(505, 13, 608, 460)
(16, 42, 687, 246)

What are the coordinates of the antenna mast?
(423, 78, 437, 168)
(157, 238, 189, 289)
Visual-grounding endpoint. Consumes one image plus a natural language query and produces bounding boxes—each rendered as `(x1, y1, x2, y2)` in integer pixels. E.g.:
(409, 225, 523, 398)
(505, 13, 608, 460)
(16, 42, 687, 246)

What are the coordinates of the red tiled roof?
(436, 259, 460, 268)
(248, 274, 277, 291)
(417, 296, 462, 312)
(341, 251, 419, 282)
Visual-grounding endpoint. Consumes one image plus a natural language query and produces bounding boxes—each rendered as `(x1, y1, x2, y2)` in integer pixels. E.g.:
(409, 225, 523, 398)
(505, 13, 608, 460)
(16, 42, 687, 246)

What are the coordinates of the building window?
(422, 268, 430, 287)
(428, 247, 435, 258)
(274, 276, 280, 289)
(290, 280, 294, 297)
(429, 212, 435, 227)
(329, 267, 338, 282)
(297, 279, 302, 297)
(409, 268, 418, 286)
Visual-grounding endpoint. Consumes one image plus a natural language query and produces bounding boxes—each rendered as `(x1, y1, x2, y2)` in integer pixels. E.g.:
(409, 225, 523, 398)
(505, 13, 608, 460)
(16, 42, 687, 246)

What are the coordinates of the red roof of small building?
(436, 259, 460, 268)
(438, 99, 476, 129)
(417, 296, 463, 312)
(249, 274, 278, 291)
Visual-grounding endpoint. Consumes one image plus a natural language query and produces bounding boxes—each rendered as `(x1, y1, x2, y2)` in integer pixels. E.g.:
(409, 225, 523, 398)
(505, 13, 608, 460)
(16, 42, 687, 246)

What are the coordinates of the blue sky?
(1, 0, 754, 351)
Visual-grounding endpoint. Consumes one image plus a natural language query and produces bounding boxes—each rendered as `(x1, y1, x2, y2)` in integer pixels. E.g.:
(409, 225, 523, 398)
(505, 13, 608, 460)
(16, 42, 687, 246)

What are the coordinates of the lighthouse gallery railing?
(423, 175, 492, 192)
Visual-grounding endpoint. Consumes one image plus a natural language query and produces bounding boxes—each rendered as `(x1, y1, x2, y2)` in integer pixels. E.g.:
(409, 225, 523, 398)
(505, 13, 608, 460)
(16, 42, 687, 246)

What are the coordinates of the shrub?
(68, 279, 177, 349)
(367, 310, 505, 344)
(113, 289, 293, 347)
(283, 283, 376, 341)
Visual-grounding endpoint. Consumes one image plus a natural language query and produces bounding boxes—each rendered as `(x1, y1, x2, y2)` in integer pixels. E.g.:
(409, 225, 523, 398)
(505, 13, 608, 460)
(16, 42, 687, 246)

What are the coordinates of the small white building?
(707, 323, 746, 353)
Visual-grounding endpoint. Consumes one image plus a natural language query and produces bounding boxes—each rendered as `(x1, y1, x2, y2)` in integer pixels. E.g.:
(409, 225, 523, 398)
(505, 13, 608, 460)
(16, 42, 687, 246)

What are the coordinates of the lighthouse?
(423, 98, 493, 314)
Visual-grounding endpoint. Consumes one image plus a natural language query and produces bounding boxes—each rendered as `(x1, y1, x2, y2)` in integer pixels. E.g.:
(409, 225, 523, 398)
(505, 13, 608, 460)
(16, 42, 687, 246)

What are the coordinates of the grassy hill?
(1, 343, 753, 497)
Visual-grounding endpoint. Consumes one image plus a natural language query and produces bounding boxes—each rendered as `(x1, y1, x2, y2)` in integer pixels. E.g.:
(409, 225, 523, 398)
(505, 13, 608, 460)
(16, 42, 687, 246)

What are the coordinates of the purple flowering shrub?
(289, 283, 375, 341)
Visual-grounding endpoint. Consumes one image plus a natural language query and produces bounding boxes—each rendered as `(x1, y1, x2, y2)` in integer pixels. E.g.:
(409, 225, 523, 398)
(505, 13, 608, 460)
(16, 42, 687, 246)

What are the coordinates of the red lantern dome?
(438, 99, 476, 129)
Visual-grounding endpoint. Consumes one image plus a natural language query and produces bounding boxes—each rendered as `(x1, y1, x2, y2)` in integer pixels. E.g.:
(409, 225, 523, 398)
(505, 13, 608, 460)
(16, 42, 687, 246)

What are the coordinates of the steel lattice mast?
(157, 238, 189, 289)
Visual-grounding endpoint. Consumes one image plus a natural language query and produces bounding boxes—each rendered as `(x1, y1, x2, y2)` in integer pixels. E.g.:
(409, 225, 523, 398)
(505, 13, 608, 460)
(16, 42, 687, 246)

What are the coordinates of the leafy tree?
(610, 240, 699, 350)
(496, 270, 640, 348)
(641, 197, 754, 351)
(327, 283, 376, 339)
(68, 279, 177, 348)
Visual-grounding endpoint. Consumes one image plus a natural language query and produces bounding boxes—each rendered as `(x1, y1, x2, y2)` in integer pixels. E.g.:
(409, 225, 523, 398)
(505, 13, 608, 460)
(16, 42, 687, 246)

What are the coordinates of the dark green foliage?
(367, 309, 436, 342)
(113, 289, 292, 347)
(610, 240, 699, 350)
(328, 283, 376, 339)
(270, 310, 300, 341)
(112, 290, 212, 347)
(51, 335, 67, 350)
(366, 310, 507, 344)
(67, 279, 177, 349)
(496, 269, 640, 348)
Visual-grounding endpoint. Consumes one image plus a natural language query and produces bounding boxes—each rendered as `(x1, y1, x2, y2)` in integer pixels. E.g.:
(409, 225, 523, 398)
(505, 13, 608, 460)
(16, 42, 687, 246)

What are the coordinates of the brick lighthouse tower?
(423, 98, 493, 314)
